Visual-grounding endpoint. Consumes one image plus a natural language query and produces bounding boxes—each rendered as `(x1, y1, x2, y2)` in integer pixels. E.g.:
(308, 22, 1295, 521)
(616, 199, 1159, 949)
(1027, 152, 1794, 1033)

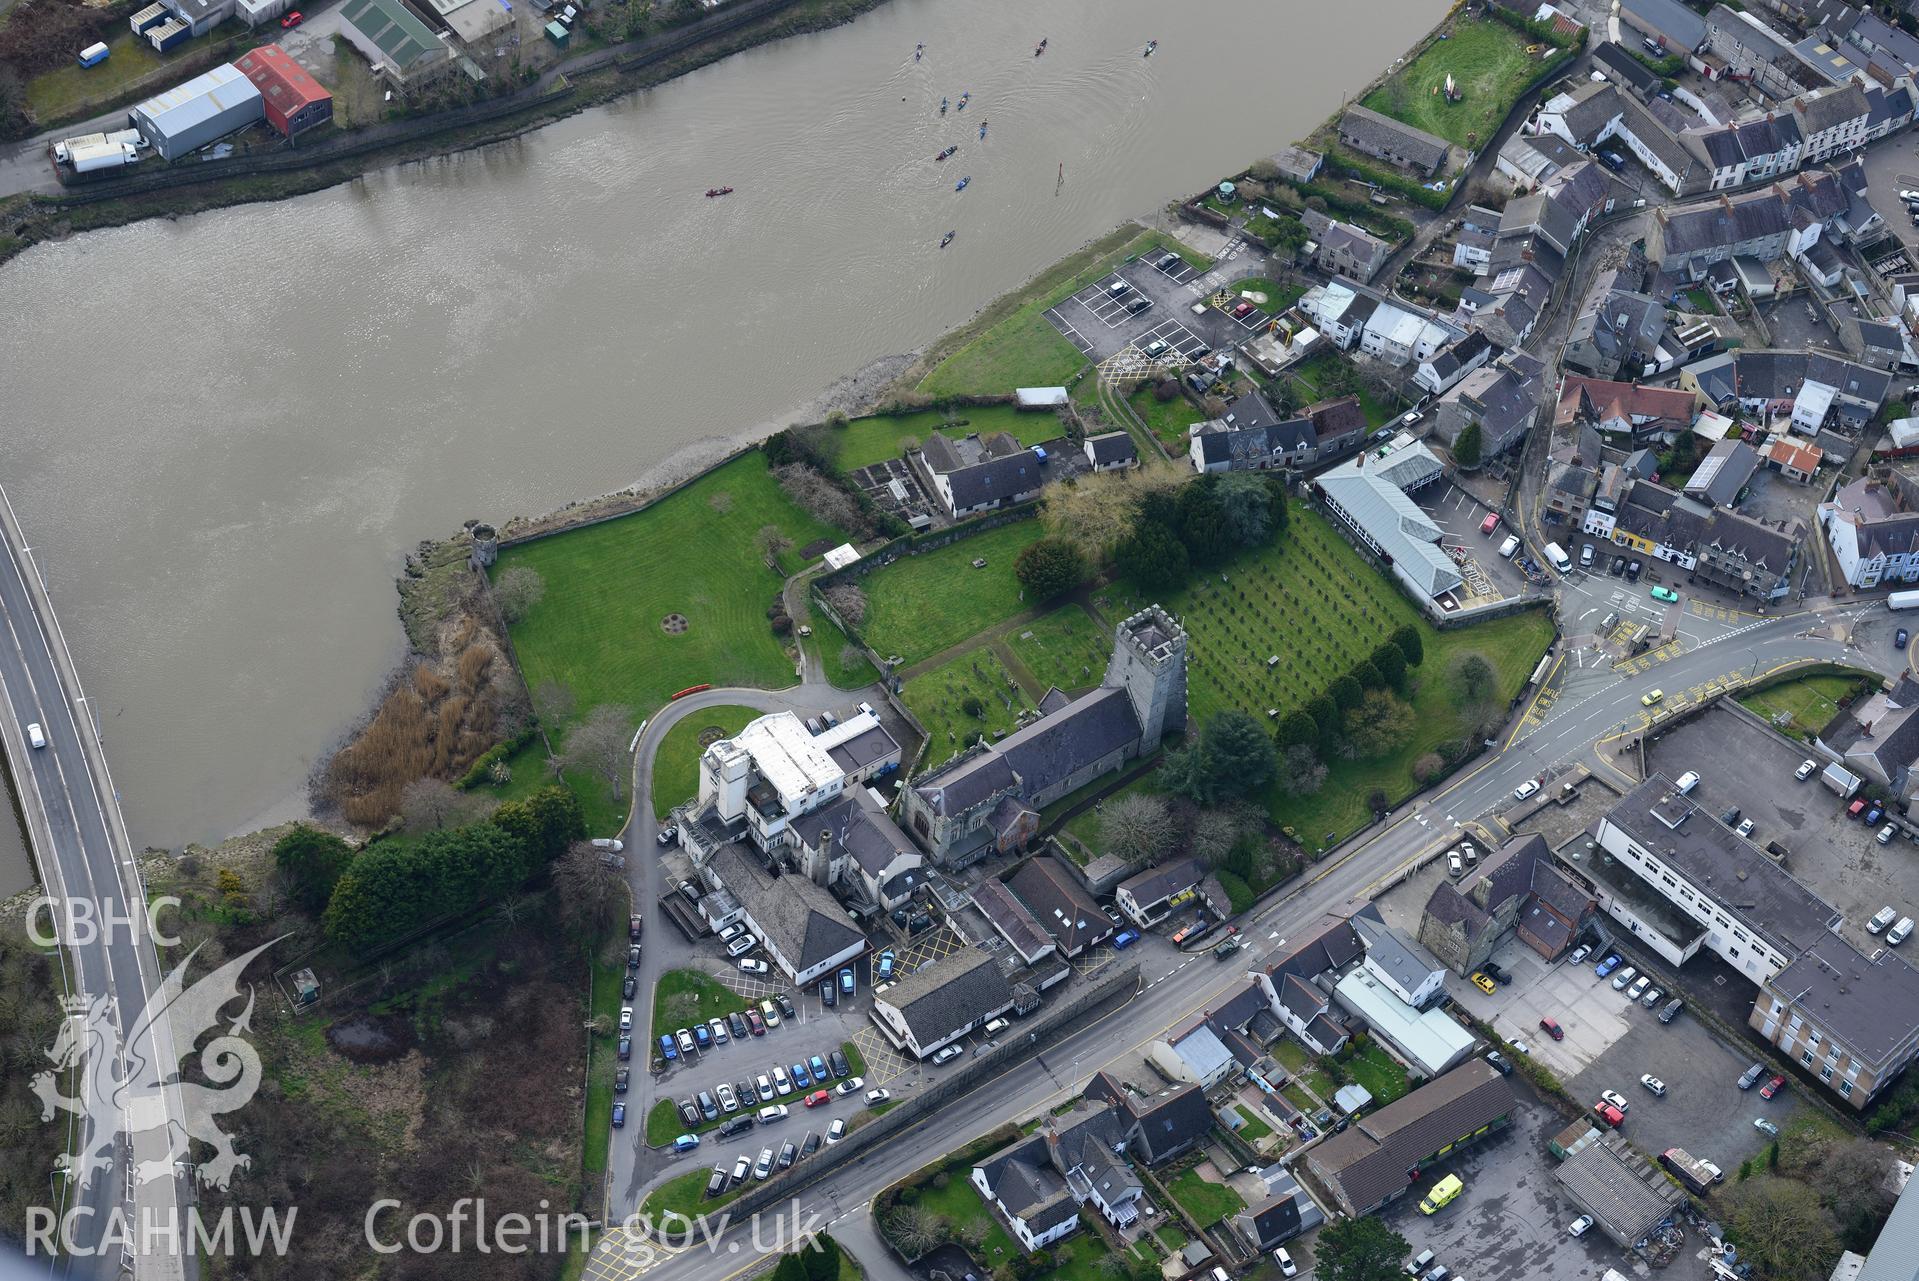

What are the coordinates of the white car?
(1640, 1074, 1666, 1096)
(865, 1088, 892, 1106)
(1508, 1038, 1531, 1055)
(1273, 1248, 1298, 1277)
(1513, 779, 1540, 801)
(26, 723, 45, 749)
(826, 1118, 847, 1145)
(590, 837, 624, 852)
(716, 1083, 738, 1112)
(1569, 944, 1591, 965)
(1626, 975, 1650, 1001)
(756, 1074, 775, 1102)
(1568, 1215, 1594, 1237)
(773, 1065, 792, 1094)
(757, 1104, 788, 1124)
(1795, 759, 1817, 781)
(837, 1076, 866, 1096)
(1610, 965, 1638, 991)
(618, 1006, 633, 1032)
(1600, 1089, 1631, 1114)
(931, 1043, 964, 1064)
(676, 1029, 696, 1055)
(739, 957, 769, 974)
(708, 1017, 729, 1044)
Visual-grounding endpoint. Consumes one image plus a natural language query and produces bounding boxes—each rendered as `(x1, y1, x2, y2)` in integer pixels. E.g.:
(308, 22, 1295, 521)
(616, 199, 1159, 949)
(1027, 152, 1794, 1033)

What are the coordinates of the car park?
(1760, 1075, 1786, 1099)
(1610, 965, 1638, 990)
(1641, 1075, 1665, 1096)
(826, 1118, 847, 1144)
(1470, 972, 1496, 994)
(1513, 780, 1540, 801)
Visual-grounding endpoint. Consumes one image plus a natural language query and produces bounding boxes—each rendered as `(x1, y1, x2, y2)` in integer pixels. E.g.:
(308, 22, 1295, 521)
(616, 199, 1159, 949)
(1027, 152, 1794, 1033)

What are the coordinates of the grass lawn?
(494, 453, 841, 828)
(1167, 1167, 1245, 1226)
(1345, 1042, 1412, 1104)
(641, 1167, 746, 1223)
(1130, 384, 1204, 455)
(901, 648, 1034, 771)
(860, 519, 1047, 664)
(912, 1157, 1022, 1268)
(1100, 510, 1553, 846)
(645, 1098, 684, 1146)
(27, 29, 169, 121)
(652, 705, 760, 819)
(1359, 18, 1543, 149)
(1739, 671, 1873, 739)
(1272, 1038, 1311, 1074)
(1280, 1083, 1318, 1115)
(918, 229, 1195, 397)
(584, 938, 626, 1172)
(1062, 771, 1167, 859)
(650, 969, 748, 1046)
(825, 406, 1063, 473)
(1004, 605, 1110, 696)
(1232, 1103, 1273, 1141)
(1289, 350, 1396, 427)
(802, 595, 880, 690)
(1225, 278, 1305, 314)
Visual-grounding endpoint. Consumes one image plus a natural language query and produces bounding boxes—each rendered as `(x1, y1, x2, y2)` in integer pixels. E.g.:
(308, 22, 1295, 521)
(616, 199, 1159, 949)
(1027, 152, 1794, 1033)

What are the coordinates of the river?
(0, 0, 1437, 875)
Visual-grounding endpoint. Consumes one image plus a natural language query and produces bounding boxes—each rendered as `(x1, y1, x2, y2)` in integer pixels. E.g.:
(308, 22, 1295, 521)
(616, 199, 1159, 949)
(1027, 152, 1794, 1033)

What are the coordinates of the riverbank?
(0, 0, 893, 268)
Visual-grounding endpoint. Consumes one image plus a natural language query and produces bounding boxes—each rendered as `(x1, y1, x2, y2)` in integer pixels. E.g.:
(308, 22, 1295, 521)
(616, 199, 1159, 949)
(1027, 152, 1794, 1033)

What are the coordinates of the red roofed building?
(1553, 374, 1700, 444)
(1761, 436, 1823, 483)
(235, 46, 331, 139)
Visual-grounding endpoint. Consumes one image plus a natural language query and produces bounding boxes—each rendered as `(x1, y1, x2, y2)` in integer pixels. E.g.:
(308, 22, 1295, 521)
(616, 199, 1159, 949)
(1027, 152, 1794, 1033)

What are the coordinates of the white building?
(696, 708, 897, 853)
(1331, 968, 1476, 1078)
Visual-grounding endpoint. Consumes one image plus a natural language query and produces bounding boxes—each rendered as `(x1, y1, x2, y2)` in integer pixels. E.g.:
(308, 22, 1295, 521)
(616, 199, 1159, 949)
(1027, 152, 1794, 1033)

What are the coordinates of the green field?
(1005, 605, 1110, 696)
(28, 29, 173, 122)
(860, 519, 1047, 664)
(1739, 671, 1875, 739)
(825, 406, 1064, 473)
(649, 969, 748, 1046)
(1166, 1167, 1245, 1226)
(652, 705, 760, 819)
(901, 649, 1034, 771)
(1129, 385, 1204, 455)
(918, 229, 1195, 398)
(494, 453, 841, 829)
(1099, 510, 1553, 844)
(1359, 18, 1544, 149)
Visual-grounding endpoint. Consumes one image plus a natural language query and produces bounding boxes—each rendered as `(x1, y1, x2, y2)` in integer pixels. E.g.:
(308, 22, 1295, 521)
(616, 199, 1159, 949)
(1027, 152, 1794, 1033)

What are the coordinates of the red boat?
(934, 145, 958, 161)
(705, 186, 733, 198)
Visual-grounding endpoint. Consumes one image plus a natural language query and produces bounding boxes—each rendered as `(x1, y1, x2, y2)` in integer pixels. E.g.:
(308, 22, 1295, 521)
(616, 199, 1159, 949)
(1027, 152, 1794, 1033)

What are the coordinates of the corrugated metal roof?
(342, 0, 443, 69)
(1856, 1169, 1919, 1281)
(133, 63, 262, 139)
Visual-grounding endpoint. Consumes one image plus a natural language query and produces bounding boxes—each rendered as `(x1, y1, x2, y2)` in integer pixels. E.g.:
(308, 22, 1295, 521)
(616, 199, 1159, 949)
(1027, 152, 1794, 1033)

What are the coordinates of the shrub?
(1216, 869, 1254, 914)
(1411, 752, 1444, 783)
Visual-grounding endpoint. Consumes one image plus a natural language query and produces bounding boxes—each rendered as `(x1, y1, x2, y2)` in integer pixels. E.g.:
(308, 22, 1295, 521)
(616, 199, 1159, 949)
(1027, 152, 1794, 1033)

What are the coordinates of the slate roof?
(1684, 438, 1761, 506)
(1685, 348, 1892, 412)
(1009, 854, 1112, 956)
(1085, 432, 1137, 466)
(1085, 1073, 1214, 1163)
(939, 454, 1046, 511)
(806, 786, 917, 878)
(1354, 916, 1441, 999)
(879, 947, 1014, 1047)
(1306, 1061, 1516, 1213)
(1338, 104, 1450, 172)
(1617, 97, 1700, 188)
(914, 686, 1141, 818)
(1119, 856, 1206, 908)
(1551, 81, 1626, 144)
(1593, 40, 1664, 95)
(1193, 418, 1318, 466)
(973, 875, 1054, 959)
(709, 842, 866, 971)
(1306, 396, 1368, 445)
(1622, 0, 1707, 46)
(1566, 270, 1669, 374)
(1798, 81, 1870, 132)
(827, 723, 900, 776)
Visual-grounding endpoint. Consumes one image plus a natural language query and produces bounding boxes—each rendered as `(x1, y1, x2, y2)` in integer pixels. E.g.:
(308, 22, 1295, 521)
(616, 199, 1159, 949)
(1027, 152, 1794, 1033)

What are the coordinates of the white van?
(1108, 279, 1130, 297)
(26, 723, 45, 749)
(1544, 542, 1573, 574)
(1892, 917, 1915, 946)
(1675, 770, 1701, 794)
(1498, 535, 1521, 559)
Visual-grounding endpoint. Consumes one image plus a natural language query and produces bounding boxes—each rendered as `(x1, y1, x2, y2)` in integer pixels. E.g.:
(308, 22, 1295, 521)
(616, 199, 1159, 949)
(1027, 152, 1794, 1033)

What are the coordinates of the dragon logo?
(31, 937, 284, 1192)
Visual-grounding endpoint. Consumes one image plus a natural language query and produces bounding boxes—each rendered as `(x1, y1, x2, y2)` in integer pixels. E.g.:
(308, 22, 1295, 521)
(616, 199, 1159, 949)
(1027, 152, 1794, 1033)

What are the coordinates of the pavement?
(0, 488, 189, 1281)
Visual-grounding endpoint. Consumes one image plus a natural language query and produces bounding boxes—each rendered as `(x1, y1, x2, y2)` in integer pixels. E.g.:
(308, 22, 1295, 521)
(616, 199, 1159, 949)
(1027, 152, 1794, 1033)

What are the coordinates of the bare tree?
(565, 705, 636, 801)
(757, 524, 793, 570)
(553, 842, 623, 939)
(774, 463, 862, 533)
(1726, 1177, 1840, 1281)
(823, 583, 868, 627)
(1189, 809, 1241, 867)
(1819, 1139, 1894, 1221)
(533, 679, 576, 726)
(399, 778, 467, 832)
(1100, 792, 1176, 867)
(884, 1206, 947, 1258)
(1041, 458, 1187, 563)
(493, 566, 546, 623)
(1279, 744, 1328, 796)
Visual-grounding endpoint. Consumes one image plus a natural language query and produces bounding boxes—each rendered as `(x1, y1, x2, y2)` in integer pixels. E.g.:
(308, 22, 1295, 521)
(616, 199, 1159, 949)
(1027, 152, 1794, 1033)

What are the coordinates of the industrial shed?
(1553, 1130, 1683, 1248)
(128, 64, 264, 160)
(339, 0, 451, 85)
(234, 46, 332, 138)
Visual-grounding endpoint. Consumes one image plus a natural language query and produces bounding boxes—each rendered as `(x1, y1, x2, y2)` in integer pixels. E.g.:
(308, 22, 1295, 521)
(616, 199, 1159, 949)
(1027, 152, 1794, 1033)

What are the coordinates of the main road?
(0, 487, 189, 1281)
(581, 593, 1892, 1281)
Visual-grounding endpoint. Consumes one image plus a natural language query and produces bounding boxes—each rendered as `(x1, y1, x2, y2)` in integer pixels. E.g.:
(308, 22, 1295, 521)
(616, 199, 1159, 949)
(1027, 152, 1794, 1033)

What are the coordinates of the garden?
(1165, 1165, 1244, 1226)
(1358, 16, 1548, 150)
(856, 518, 1048, 664)
(1738, 669, 1875, 740)
(651, 704, 761, 819)
(823, 405, 1064, 473)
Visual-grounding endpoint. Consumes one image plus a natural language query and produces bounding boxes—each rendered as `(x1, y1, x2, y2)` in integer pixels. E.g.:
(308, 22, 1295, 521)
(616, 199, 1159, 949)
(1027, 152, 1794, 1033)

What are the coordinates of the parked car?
(1739, 1062, 1766, 1089)
(801, 1131, 822, 1157)
(1600, 1089, 1631, 1114)
(773, 1065, 792, 1094)
(757, 1104, 789, 1124)
(629, 914, 643, 942)
(728, 1012, 749, 1039)
(1626, 560, 1643, 581)
(776, 994, 797, 1020)
(1485, 1050, 1513, 1075)
(1736, 819, 1754, 838)
(1626, 975, 1650, 1000)
(676, 1099, 699, 1127)
(656, 825, 678, 846)
(1596, 953, 1622, 977)
(753, 1147, 774, 1180)
(1539, 1017, 1564, 1040)
(717, 1083, 738, 1113)
(837, 1077, 865, 1096)
(691, 1024, 709, 1049)
(619, 1036, 633, 1061)
(1610, 555, 1627, 576)
(760, 999, 781, 1028)
(1470, 972, 1496, 994)
(839, 967, 856, 996)
(1640, 986, 1663, 1008)
(1880, 824, 1898, 846)
(820, 980, 837, 1007)
(730, 1155, 751, 1184)
(830, 1050, 850, 1078)
(659, 1034, 677, 1061)
(1273, 1248, 1298, 1277)
(1893, 917, 1916, 946)
(726, 934, 757, 958)
(1568, 1215, 1594, 1238)
(1871, 906, 1898, 935)
(809, 1054, 828, 1081)
(1513, 780, 1540, 801)
(1640, 1074, 1665, 1096)
(1760, 1075, 1786, 1100)
(1610, 965, 1638, 991)
(1755, 1117, 1780, 1136)
(865, 1088, 892, 1106)
(1900, 628, 1911, 650)
(932, 1042, 965, 1064)
(280, 8, 303, 25)
(719, 1115, 755, 1138)
(672, 1134, 699, 1154)
(876, 950, 896, 980)
(1593, 1101, 1625, 1128)
(622, 976, 636, 1000)
(746, 1009, 766, 1036)
(1658, 998, 1684, 1023)
(826, 1118, 847, 1144)
(615, 1068, 629, 1094)
(1569, 944, 1592, 965)
(790, 1062, 812, 1089)
(756, 1074, 775, 1102)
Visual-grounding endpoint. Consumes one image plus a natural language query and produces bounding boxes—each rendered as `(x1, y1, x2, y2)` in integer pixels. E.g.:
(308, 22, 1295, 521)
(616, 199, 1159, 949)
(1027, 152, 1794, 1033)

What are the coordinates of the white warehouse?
(129, 64, 263, 160)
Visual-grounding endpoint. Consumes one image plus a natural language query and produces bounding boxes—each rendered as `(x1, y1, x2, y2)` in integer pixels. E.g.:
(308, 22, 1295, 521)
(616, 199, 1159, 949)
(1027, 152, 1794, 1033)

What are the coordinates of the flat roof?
(1333, 968, 1474, 1074)
(729, 712, 847, 810)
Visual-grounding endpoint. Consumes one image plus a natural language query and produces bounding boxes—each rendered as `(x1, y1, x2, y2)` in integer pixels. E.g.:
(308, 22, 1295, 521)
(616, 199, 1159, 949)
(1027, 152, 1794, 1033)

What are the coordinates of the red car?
(745, 1009, 766, 1037)
(1592, 1101, 1625, 1128)
(279, 9, 303, 25)
(1231, 301, 1255, 319)
(803, 1089, 831, 1108)
(1539, 1016, 1564, 1041)
(1759, 1075, 1786, 1100)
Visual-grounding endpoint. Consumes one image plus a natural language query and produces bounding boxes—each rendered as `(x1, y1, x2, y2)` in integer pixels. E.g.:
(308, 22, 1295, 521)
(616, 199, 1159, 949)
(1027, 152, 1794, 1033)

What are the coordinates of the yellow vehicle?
(1470, 972, 1497, 995)
(1641, 689, 1664, 707)
(1418, 1174, 1464, 1215)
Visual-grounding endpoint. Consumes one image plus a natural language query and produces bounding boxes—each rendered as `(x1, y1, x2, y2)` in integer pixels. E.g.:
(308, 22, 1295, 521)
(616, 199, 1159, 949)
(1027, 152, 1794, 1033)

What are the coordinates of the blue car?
(659, 1034, 678, 1061)
(693, 1024, 711, 1049)
(791, 1062, 811, 1089)
(876, 949, 896, 980)
(611, 1103, 626, 1128)
(1112, 929, 1140, 949)
(809, 1055, 828, 1081)
(1595, 954, 1622, 978)
(839, 967, 856, 995)
(672, 1134, 700, 1153)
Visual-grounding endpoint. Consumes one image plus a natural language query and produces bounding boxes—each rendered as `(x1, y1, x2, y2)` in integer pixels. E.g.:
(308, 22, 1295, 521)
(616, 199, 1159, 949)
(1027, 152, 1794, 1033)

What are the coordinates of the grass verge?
(652, 705, 761, 819)
(1738, 671, 1874, 740)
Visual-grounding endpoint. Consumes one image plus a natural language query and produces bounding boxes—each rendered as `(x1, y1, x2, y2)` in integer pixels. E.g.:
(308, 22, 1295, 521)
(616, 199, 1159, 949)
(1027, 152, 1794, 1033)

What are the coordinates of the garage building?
(234, 46, 332, 138)
(1553, 1129, 1684, 1248)
(338, 0, 450, 85)
(128, 64, 264, 161)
